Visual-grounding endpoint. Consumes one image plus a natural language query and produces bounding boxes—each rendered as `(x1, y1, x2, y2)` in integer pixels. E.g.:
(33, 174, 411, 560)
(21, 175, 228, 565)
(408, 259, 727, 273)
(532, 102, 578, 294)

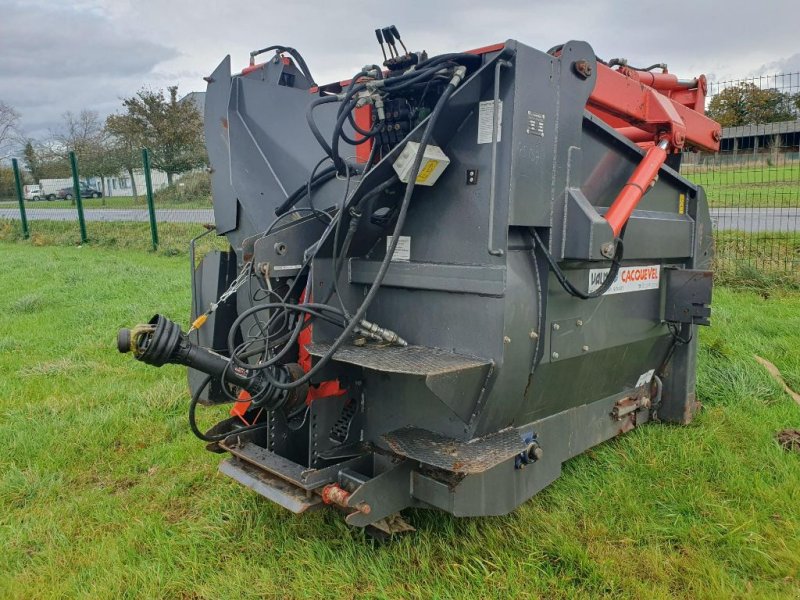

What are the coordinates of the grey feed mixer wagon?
(118, 27, 719, 534)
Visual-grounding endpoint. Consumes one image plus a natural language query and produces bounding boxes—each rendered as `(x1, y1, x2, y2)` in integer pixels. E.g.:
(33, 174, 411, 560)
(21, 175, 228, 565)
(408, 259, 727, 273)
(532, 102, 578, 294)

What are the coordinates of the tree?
(707, 83, 797, 127)
(52, 109, 106, 177)
(105, 113, 145, 198)
(22, 139, 71, 182)
(0, 100, 22, 161)
(23, 141, 42, 182)
(116, 86, 206, 185)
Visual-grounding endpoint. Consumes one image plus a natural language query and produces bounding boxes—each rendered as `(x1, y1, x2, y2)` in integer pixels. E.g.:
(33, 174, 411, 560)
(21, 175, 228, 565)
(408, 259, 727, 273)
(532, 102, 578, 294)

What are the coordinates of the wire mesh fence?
(682, 73, 800, 282)
(0, 147, 217, 255)
(2, 75, 799, 283)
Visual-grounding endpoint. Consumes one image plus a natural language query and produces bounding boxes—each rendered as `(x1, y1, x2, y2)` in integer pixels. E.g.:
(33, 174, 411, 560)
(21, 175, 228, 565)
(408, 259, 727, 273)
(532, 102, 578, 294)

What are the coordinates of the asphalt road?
(0, 208, 215, 224)
(0, 207, 798, 232)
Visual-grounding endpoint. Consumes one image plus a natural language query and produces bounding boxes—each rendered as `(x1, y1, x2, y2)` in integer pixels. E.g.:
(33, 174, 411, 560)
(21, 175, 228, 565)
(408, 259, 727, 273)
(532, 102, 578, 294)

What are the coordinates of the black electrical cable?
(227, 302, 347, 371)
(256, 72, 460, 391)
(275, 165, 337, 216)
(306, 95, 338, 158)
(188, 375, 271, 442)
(532, 228, 625, 299)
(220, 62, 464, 396)
(249, 45, 316, 87)
(306, 157, 335, 225)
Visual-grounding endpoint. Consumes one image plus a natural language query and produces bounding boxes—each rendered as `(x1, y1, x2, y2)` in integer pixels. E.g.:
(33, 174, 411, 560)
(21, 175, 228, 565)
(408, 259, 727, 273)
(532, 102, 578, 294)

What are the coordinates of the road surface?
(0, 207, 798, 232)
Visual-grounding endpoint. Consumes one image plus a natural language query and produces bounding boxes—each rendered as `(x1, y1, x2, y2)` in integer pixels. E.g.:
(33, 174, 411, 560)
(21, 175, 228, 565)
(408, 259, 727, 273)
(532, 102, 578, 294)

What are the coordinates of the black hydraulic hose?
(227, 302, 347, 371)
(416, 52, 482, 71)
(262, 77, 459, 391)
(330, 98, 359, 172)
(306, 95, 338, 159)
(274, 164, 337, 216)
(249, 45, 316, 87)
(188, 375, 271, 442)
(532, 229, 625, 299)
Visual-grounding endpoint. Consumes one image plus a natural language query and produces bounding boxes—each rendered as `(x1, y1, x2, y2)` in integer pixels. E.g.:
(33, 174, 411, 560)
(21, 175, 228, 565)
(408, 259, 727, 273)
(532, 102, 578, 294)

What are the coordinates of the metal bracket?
(664, 268, 713, 326)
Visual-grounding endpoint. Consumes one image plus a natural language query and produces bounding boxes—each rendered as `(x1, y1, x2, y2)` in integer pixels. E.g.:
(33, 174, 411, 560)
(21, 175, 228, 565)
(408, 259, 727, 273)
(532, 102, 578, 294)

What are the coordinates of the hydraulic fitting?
(118, 314, 307, 412)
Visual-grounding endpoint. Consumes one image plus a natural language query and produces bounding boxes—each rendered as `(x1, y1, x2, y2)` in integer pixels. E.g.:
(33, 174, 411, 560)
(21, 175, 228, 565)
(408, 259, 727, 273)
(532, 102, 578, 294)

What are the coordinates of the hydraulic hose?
(260, 70, 462, 391)
(118, 314, 306, 411)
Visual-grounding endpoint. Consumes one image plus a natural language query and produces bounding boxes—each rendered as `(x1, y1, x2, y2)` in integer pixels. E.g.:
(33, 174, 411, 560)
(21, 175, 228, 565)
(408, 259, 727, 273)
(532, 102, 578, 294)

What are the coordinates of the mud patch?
(776, 429, 800, 453)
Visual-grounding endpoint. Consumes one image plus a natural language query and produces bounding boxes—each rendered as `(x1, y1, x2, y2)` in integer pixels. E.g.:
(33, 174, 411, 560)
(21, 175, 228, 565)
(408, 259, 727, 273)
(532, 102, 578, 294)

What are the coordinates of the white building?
(38, 168, 174, 198)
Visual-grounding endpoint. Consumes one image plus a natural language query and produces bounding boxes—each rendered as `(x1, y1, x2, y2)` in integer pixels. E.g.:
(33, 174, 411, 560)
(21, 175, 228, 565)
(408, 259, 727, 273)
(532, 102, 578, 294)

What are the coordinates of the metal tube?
(488, 59, 510, 256)
(11, 158, 29, 239)
(604, 139, 669, 236)
(69, 151, 88, 243)
(142, 148, 159, 250)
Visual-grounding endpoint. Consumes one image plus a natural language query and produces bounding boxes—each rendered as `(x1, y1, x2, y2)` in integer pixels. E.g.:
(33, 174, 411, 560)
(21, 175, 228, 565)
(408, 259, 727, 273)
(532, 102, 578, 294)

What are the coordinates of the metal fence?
(0, 147, 214, 254)
(2, 74, 799, 281)
(682, 72, 800, 280)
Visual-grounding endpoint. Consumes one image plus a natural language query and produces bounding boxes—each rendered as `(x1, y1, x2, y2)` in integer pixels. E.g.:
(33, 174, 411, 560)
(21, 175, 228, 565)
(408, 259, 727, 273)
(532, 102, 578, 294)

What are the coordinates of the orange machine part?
(297, 291, 346, 403)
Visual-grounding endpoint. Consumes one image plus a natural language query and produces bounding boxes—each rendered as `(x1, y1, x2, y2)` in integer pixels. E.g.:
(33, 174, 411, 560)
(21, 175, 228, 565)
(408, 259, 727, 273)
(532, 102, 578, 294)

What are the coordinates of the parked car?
(56, 184, 103, 200)
(23, 184, 56, 201)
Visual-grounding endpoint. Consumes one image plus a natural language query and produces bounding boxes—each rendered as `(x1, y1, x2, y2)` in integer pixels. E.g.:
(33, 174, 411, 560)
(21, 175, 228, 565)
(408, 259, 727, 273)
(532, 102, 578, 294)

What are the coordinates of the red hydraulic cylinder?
(604, 139, 669, 237)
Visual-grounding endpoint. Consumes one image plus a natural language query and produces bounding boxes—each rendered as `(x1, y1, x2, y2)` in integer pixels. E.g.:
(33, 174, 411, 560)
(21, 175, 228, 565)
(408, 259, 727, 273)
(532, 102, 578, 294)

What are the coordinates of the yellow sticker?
(416, 159, 439, 183)
(678, 194, 686, 214)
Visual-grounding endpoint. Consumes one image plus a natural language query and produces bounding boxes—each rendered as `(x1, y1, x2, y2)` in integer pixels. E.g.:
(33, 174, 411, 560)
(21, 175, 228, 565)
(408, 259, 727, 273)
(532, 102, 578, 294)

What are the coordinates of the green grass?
(0, 218, 226, 257)
(683, 161, 800, 208)
(0, 195, 212, 210)
(1, 243, 799, 598)
(714, 231, 800, 288)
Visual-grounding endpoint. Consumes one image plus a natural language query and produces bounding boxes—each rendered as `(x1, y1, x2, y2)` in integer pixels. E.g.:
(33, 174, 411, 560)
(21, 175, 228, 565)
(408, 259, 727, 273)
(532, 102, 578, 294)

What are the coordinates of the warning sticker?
(635, 369, 655, 388)
(477, 100, 502, 144)
(588, 264, 660, 295)
(386, 236, 411, 262)
(416, 159, 439, 183)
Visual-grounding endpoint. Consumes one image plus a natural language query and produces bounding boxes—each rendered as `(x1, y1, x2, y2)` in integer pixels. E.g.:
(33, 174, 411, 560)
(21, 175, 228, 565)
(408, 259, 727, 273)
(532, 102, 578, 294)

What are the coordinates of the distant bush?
(154, 170, 211, 205)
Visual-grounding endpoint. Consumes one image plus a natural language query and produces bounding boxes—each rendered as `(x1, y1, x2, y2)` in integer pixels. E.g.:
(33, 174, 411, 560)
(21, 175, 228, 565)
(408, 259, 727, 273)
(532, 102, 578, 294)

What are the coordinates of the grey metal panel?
(507, 41, 598, 231)
(348, 260, 506, 296)
(562, 187, 615, 260)
(383, 427, 527, 474)
(219, 459, 322, 513)
(305, 343, 490, 376)
(203, 56, 237, 234)
(609, 210, 695, 259)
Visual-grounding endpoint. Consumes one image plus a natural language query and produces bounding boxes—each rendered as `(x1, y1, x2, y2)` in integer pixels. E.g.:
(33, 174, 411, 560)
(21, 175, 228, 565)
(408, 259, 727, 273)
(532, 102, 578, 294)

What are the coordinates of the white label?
(387, 236, 410, 262)
(272, 264, 302, 271)
(635, 369, 655, 388)
(588, 264, 661, 295)
(477, 100, 502, 144)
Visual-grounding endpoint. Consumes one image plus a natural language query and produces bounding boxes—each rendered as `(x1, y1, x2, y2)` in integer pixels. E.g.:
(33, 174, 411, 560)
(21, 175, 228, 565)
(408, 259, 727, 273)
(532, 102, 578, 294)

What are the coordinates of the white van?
(23, 184, 54, 201)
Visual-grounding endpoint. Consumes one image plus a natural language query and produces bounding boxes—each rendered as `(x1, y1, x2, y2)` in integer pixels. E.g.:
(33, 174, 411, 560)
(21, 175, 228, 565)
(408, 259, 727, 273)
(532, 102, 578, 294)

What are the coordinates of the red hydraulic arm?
(584, 61, 722, 235)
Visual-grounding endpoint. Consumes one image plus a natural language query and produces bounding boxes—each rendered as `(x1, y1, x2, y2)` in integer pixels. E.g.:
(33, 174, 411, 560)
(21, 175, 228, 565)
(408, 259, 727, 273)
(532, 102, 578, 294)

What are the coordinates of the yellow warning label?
(416, 159, 439, 183)
(678, 194, 686, 214)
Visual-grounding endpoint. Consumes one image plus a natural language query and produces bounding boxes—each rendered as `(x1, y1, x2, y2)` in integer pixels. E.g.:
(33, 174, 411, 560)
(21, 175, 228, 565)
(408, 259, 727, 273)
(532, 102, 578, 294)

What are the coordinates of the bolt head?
(582, 345, 590, 352)
(552, 352, 559, 360)
(576, 319, 583, 326)
(529, 330, 539, 340)
(552, 323, 560, 331)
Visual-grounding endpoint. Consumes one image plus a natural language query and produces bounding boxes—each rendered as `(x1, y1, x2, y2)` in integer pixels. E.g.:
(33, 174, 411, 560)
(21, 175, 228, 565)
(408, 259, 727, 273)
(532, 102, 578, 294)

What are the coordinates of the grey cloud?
(0, 0, 178, 140)
(2, 0, 798, 145)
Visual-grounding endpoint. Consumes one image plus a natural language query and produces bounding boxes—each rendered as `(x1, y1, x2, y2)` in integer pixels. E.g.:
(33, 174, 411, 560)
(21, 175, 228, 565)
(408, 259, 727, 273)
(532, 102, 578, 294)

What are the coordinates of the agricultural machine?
(118, 27, 719, 534)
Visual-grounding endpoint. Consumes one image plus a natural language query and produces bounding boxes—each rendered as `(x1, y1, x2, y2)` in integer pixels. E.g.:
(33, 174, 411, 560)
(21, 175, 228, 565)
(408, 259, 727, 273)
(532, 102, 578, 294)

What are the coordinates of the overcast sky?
(2, 0, 798, 142)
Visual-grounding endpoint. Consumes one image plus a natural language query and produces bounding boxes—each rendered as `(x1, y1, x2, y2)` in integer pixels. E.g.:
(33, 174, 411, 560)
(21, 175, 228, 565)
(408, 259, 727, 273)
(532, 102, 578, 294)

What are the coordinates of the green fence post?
(11, 158, 30, 239)
(142, 148, 158, 250)
(69, 151, 88, 244)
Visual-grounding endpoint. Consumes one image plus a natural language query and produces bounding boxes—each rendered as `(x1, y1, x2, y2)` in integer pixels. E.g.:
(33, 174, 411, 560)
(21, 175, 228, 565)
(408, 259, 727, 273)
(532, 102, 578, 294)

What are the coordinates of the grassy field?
(0, 219, 226, 257)
(683, 161, 800, 209)
(1, 243, 799, 598)
(0, 196, 212, 210)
